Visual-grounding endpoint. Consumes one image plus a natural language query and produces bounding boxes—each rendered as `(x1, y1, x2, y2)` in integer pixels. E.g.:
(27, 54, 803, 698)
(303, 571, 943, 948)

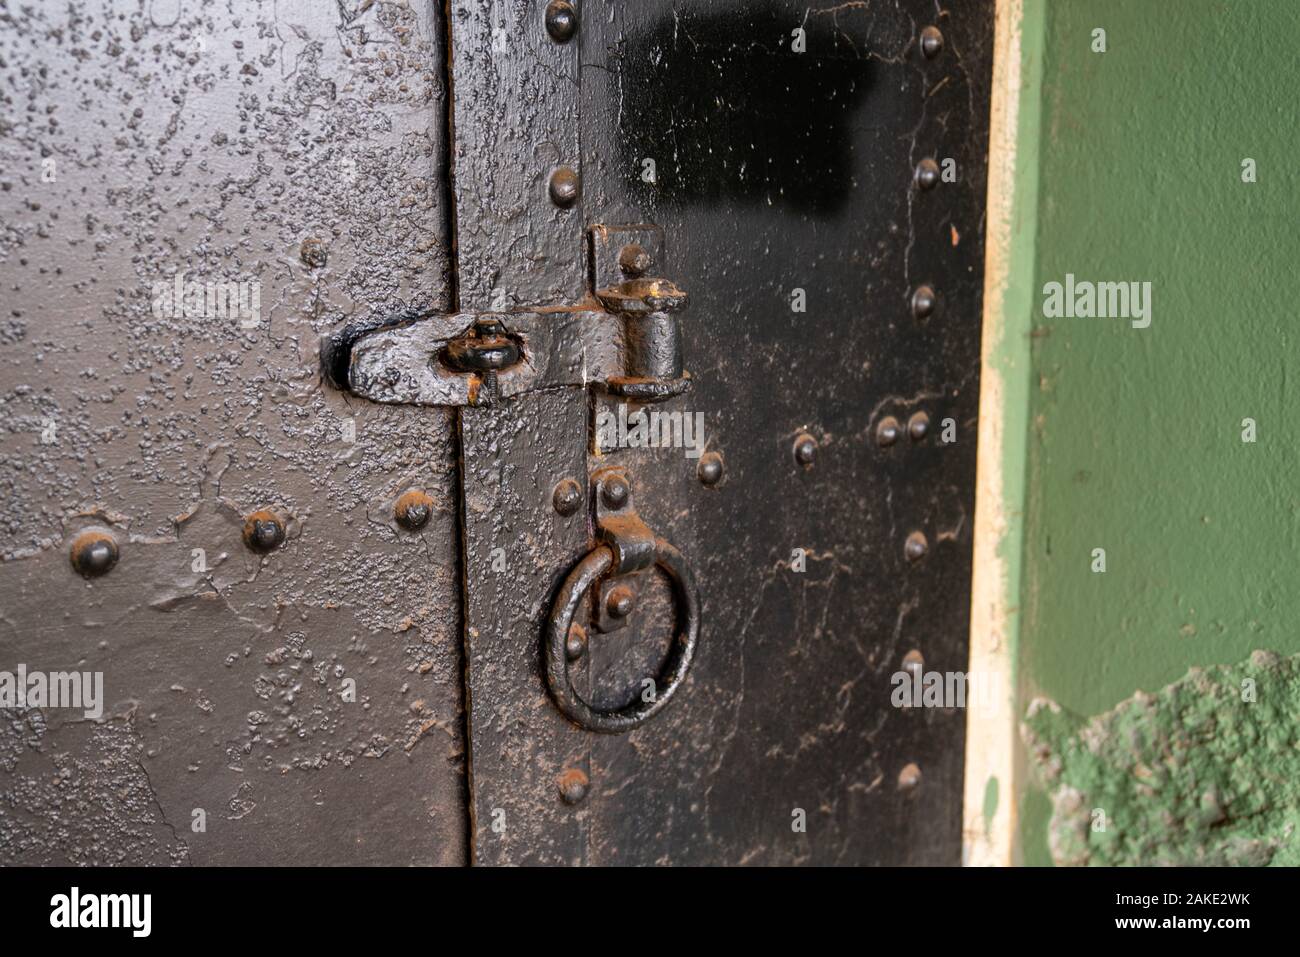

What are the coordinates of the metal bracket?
(591, 466, 653, 634)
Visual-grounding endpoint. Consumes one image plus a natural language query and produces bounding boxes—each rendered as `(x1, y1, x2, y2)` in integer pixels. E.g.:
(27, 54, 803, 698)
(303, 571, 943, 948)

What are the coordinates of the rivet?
(243, 510, 286, 553)
(914, 158, 940, 190)
(697, 451, 724, 487)
(605, 584, 636, 620)
(558, 767, 590, 805)
(902, 649, 925, 680)
(548, 166, 580, 208)
(908, 411, 930, 442)
(617, 242, 652, 277)
(876, 416, 901, 448)
(565, 622, 588, 661)
(552, 478, 583, 516)
(395, 490, 433, 531)
(911, 285, 937, 319)
(544, 1, 577, 44)
(898, 762, 922, 791)
(920, 25, 944, 59)
(904, 530, 929, 562)
(793, 433, 818, 467)
(300, 236, 327, 269)
(69, 529, 119, 578)
(601, 474, 630, 509)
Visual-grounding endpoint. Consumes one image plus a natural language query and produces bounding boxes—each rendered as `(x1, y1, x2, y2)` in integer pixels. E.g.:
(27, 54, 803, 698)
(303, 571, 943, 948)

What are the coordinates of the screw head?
(601, 474, 630, 509)
(395, 490, 434, 530)
(904, 530, 929, 562)
(557, 767, 590, 805)
(565, 622, 588, 661)
(544, 1, 577, 43)
(902, 649, 925, 680)
(697, 451, 724, 487)
(617, 242, 652, 277)
(552, 478, 583, 516)
(793, 433, 818, 466)
(911, 285, 937, 319)
(876, 416, 901, 448)
(69, 529, 119, 578)
(605, 584, 636, 620)
(243, 510, 286, 553)
(548, 166, 580, 208)
(898, 762, 922, 791)
(915, 158, 940, 190)
(920, 25, 944, 59)
(908, 411, 930, 442)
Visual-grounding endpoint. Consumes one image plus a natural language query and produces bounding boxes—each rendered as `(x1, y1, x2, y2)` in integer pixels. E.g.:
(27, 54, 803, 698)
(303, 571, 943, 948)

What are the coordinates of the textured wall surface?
(1016, 0, 1300, 864)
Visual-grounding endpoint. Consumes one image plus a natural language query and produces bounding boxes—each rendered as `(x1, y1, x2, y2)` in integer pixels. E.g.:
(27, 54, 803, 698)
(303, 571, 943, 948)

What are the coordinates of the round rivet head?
(243, 510, 285, 553)
(300, 236, 327, 269)
(898, 762, 922, 791)
(395, 490, 433, 531)
(793, 433, 818, 466)
(876, 416, 901, 448)
(697, 451, 724, 487)
(908, 411, 930, 442)
(920, 25, 944, 59)
(70, 529, 118, 578)
(618, 242, 652, 277)
(904, 530, 929, 562)
(558, 768, 589, 805)
(912, 285, 937, 319)
(601, 474, 630, 509)
(548, 166, 580, 208)
(565, 622, 587, 661)
(544, 1, 577, 43)
(902, 649, 925, 680)
(605, 584, 636, 619)
(552, 478, 583, 516)
(915, 158, 940, 190)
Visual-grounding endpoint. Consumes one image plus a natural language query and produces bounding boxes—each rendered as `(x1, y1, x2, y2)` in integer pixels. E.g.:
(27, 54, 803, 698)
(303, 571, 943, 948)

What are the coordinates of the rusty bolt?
(898, 762, 922, 791)
(904, 530, 929, 562)
(908, 411, 930, 442)
(793, 433, 818, 466)
(565, 622, 588, 661)
(243, 510, 285, 553)
(605, 584, 636, 620)
(920, 25, 944, 59)
(697, 451, 724, 487)
(601, 474, 630, 509)
(914, 158, 940, 190)
(548, 166, 580, 208)
(544, 1, 577, 43)
(395, 490, 434, 531)
(902, 649, 925, 680)
(69, 529, 119, 578)
(876, 416, 901, 448)
(617, 242, 652, 277)
(552, 478, 583, 516)
(300, 237, 327, 269)
(912, 284, 937, 319)
(558, 767, 590, 805)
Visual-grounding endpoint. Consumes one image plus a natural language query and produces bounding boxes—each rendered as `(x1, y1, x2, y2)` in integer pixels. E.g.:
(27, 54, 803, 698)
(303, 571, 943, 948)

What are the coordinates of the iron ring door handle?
(545, 538, 701, 733)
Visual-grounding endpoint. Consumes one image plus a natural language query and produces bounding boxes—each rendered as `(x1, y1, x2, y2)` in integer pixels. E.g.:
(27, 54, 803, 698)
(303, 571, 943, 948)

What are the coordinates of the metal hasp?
(320, 224, 689, 408)
(545, 467, 701, 734)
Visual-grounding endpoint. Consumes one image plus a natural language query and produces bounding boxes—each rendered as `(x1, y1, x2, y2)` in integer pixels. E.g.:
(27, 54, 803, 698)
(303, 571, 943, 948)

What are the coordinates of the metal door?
(0, 0, 993, 866)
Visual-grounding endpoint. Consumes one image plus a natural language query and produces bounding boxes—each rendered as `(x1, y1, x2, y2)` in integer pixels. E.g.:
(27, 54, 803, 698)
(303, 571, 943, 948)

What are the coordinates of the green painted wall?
(1014, 0, 1300, 865)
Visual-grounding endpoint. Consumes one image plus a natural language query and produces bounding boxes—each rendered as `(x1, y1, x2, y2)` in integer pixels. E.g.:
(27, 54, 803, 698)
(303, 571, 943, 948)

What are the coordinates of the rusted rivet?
(911, 284, 937, 319)
(605, 584, 636, 620)
(558, 767, 590, 805)
(243, 510, 285, 553)
(904, 530, 929, 562)
(902, 649, 925, 680)
(617, 242, 652, 277)
(395, 490, 433, 531)
(908, 411, 930, 442)
(697, 451, 724, 487)
(548, 166, 580, 208)
(914, 158, 940, 190)
(876, 416, 901, 448)
(601, 474, 630, 509)
(69, 529, 118, 578)
(565, 622, 587, 661)
(300, 236, 327, 269)
(898, 762, 922, 791)
(552, 478, 583, 516)
(920, 25, 944, 59)
(544, 1, 577, 43)
(793, 433, 818, 466)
